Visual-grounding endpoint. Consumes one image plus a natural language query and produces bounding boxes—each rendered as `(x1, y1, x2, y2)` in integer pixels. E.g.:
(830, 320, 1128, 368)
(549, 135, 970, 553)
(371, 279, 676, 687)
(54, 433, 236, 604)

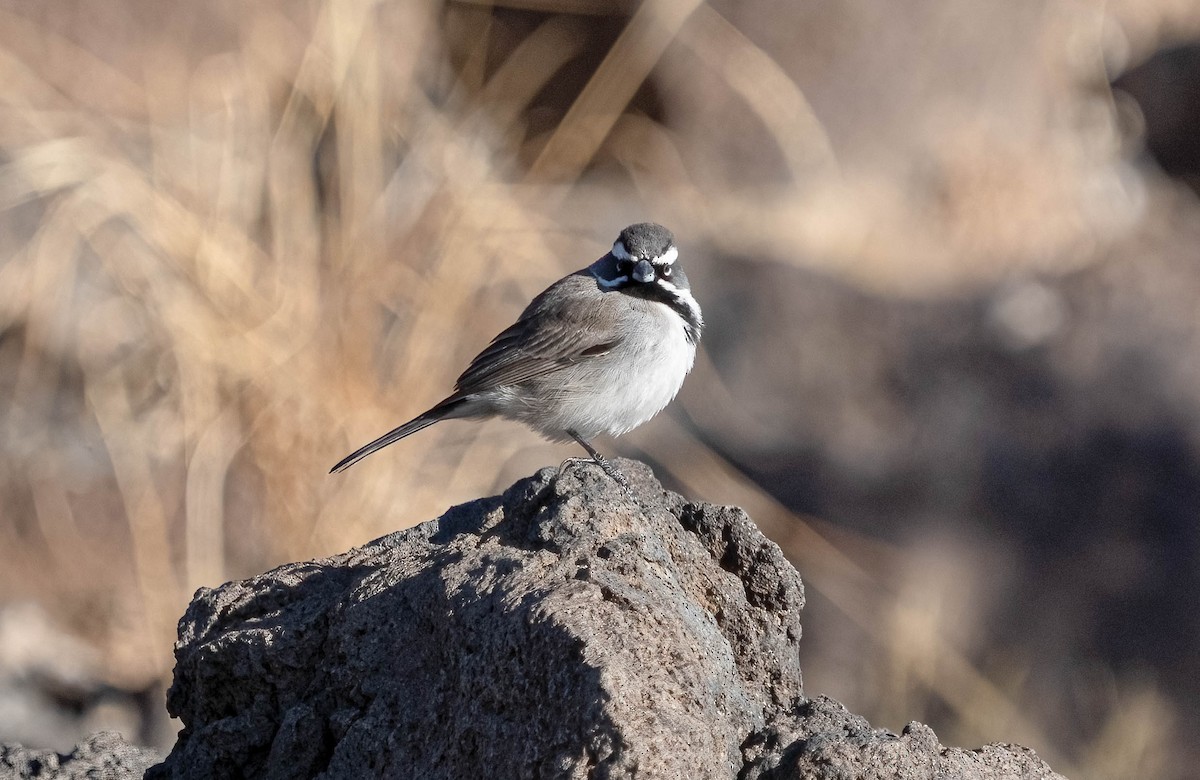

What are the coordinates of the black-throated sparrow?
(330, 222, 702, 487)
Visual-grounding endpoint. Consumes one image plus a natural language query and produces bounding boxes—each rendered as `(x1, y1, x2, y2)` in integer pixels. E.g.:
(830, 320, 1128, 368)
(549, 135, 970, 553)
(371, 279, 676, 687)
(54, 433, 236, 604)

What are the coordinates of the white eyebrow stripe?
(611, 241, 632, 261)
(657, 245, 678, 265)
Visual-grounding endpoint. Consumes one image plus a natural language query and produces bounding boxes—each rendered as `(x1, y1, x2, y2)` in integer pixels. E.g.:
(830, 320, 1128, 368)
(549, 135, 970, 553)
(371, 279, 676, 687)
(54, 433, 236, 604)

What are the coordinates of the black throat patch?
(617, 281, 703, 344)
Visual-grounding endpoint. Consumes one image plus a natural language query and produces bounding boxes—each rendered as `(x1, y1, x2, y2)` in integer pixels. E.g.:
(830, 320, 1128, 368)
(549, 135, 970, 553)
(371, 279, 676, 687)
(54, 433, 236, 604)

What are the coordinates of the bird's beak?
(632, 259, 656, 283)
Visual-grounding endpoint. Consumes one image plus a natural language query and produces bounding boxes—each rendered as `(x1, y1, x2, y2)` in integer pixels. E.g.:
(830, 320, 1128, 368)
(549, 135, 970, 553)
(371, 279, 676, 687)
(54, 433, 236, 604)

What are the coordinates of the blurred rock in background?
(0, 603, 164, 751)
(0, 1, 1197, 778)
(1113, 40, 1200, 193)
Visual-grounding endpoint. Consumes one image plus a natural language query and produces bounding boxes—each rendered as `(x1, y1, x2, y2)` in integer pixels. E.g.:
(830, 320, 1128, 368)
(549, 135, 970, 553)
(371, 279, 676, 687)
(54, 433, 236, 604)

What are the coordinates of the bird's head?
(592, 222, 689, 292)
(589, 222, 702, 343)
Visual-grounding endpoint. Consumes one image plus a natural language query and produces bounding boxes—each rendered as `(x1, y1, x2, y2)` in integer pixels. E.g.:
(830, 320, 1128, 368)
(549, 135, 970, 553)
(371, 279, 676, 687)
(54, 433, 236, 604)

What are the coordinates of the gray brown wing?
(452, 274, 621, 395)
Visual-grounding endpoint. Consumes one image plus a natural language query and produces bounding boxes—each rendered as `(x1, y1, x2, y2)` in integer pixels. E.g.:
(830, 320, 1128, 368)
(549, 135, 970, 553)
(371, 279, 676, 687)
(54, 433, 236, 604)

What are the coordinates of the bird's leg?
(565, 430, 631, 490)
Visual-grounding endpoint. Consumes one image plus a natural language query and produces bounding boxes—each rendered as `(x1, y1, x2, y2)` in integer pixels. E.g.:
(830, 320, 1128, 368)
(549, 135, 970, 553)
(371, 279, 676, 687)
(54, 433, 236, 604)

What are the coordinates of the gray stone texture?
(0, 731, 161, 779)
(141, 460, 1063, 779)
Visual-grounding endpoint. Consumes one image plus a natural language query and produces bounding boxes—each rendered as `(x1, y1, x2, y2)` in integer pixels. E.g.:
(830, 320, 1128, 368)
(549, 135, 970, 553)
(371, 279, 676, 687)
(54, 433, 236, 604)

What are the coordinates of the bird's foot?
(558, 456, 632, 492)
(564, 430, 633, 492)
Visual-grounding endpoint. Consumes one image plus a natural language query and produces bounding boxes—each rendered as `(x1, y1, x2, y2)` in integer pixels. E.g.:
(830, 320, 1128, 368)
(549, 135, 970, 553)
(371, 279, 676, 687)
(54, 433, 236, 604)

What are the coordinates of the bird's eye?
(661, 266, 673, 277)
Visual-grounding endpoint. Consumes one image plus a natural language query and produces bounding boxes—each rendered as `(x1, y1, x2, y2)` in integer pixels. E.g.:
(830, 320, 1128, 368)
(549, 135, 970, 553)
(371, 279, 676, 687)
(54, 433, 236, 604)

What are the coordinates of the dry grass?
(0, 0, 1189, 775)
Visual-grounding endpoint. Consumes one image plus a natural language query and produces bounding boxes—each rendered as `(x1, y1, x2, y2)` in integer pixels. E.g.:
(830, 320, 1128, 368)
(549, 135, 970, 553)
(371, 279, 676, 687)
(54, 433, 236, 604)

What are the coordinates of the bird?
(329, 222, 703, 487)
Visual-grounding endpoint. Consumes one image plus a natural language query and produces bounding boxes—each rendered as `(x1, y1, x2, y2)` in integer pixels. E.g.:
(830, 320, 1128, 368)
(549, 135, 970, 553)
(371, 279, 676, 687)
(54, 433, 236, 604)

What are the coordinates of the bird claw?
(563, 429, 633, 492)
(558, 454, 632, 492)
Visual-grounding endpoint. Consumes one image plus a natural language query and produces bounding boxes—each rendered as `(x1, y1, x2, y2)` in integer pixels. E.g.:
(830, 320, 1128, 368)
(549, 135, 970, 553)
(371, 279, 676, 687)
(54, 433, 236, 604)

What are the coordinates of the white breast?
(512, 301, 697, 443)
(594, 305, 696, 437)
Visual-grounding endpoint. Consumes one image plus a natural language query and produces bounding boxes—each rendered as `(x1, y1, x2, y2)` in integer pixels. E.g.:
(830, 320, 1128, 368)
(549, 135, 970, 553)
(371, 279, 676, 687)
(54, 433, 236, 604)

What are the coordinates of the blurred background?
(0, 0, 1198, 776)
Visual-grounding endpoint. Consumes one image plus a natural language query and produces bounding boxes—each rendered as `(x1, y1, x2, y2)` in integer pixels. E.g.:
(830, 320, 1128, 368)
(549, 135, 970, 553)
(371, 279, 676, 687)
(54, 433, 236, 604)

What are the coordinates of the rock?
(0, 731, 161, 779)
(742, 697, 1064, 780)
(147, 459, 1064, 779)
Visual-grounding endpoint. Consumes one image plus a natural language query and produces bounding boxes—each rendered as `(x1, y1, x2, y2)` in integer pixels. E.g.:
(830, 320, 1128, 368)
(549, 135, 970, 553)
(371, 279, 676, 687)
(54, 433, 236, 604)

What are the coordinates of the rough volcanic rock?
(147, 459, 1064, 779)
(0, 731, 161, 779)
(743, 697, 1064, 780)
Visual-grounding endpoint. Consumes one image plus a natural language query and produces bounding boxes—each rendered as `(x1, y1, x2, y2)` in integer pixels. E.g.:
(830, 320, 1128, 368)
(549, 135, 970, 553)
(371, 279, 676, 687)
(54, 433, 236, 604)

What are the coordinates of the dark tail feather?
(329, 398, 466, 474)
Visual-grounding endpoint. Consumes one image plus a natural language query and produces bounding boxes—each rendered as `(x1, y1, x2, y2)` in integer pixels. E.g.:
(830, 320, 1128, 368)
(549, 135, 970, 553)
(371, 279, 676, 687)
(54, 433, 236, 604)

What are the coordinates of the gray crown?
(617, 223, 675, 260)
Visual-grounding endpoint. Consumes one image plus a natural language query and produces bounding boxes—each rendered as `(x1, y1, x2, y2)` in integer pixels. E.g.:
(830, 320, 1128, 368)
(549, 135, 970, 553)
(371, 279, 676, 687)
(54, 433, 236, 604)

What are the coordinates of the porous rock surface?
(146, 459, 1065, 779)
(0, 731, 161, 779)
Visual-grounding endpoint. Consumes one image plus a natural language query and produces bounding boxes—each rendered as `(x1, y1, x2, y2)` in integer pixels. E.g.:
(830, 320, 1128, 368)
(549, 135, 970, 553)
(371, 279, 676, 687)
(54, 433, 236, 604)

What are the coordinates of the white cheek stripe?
(611, 241, 632, 261)
(655, 278, 704, 325)
(592, 269, 628, 288)
(593, 267, 702, 325)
